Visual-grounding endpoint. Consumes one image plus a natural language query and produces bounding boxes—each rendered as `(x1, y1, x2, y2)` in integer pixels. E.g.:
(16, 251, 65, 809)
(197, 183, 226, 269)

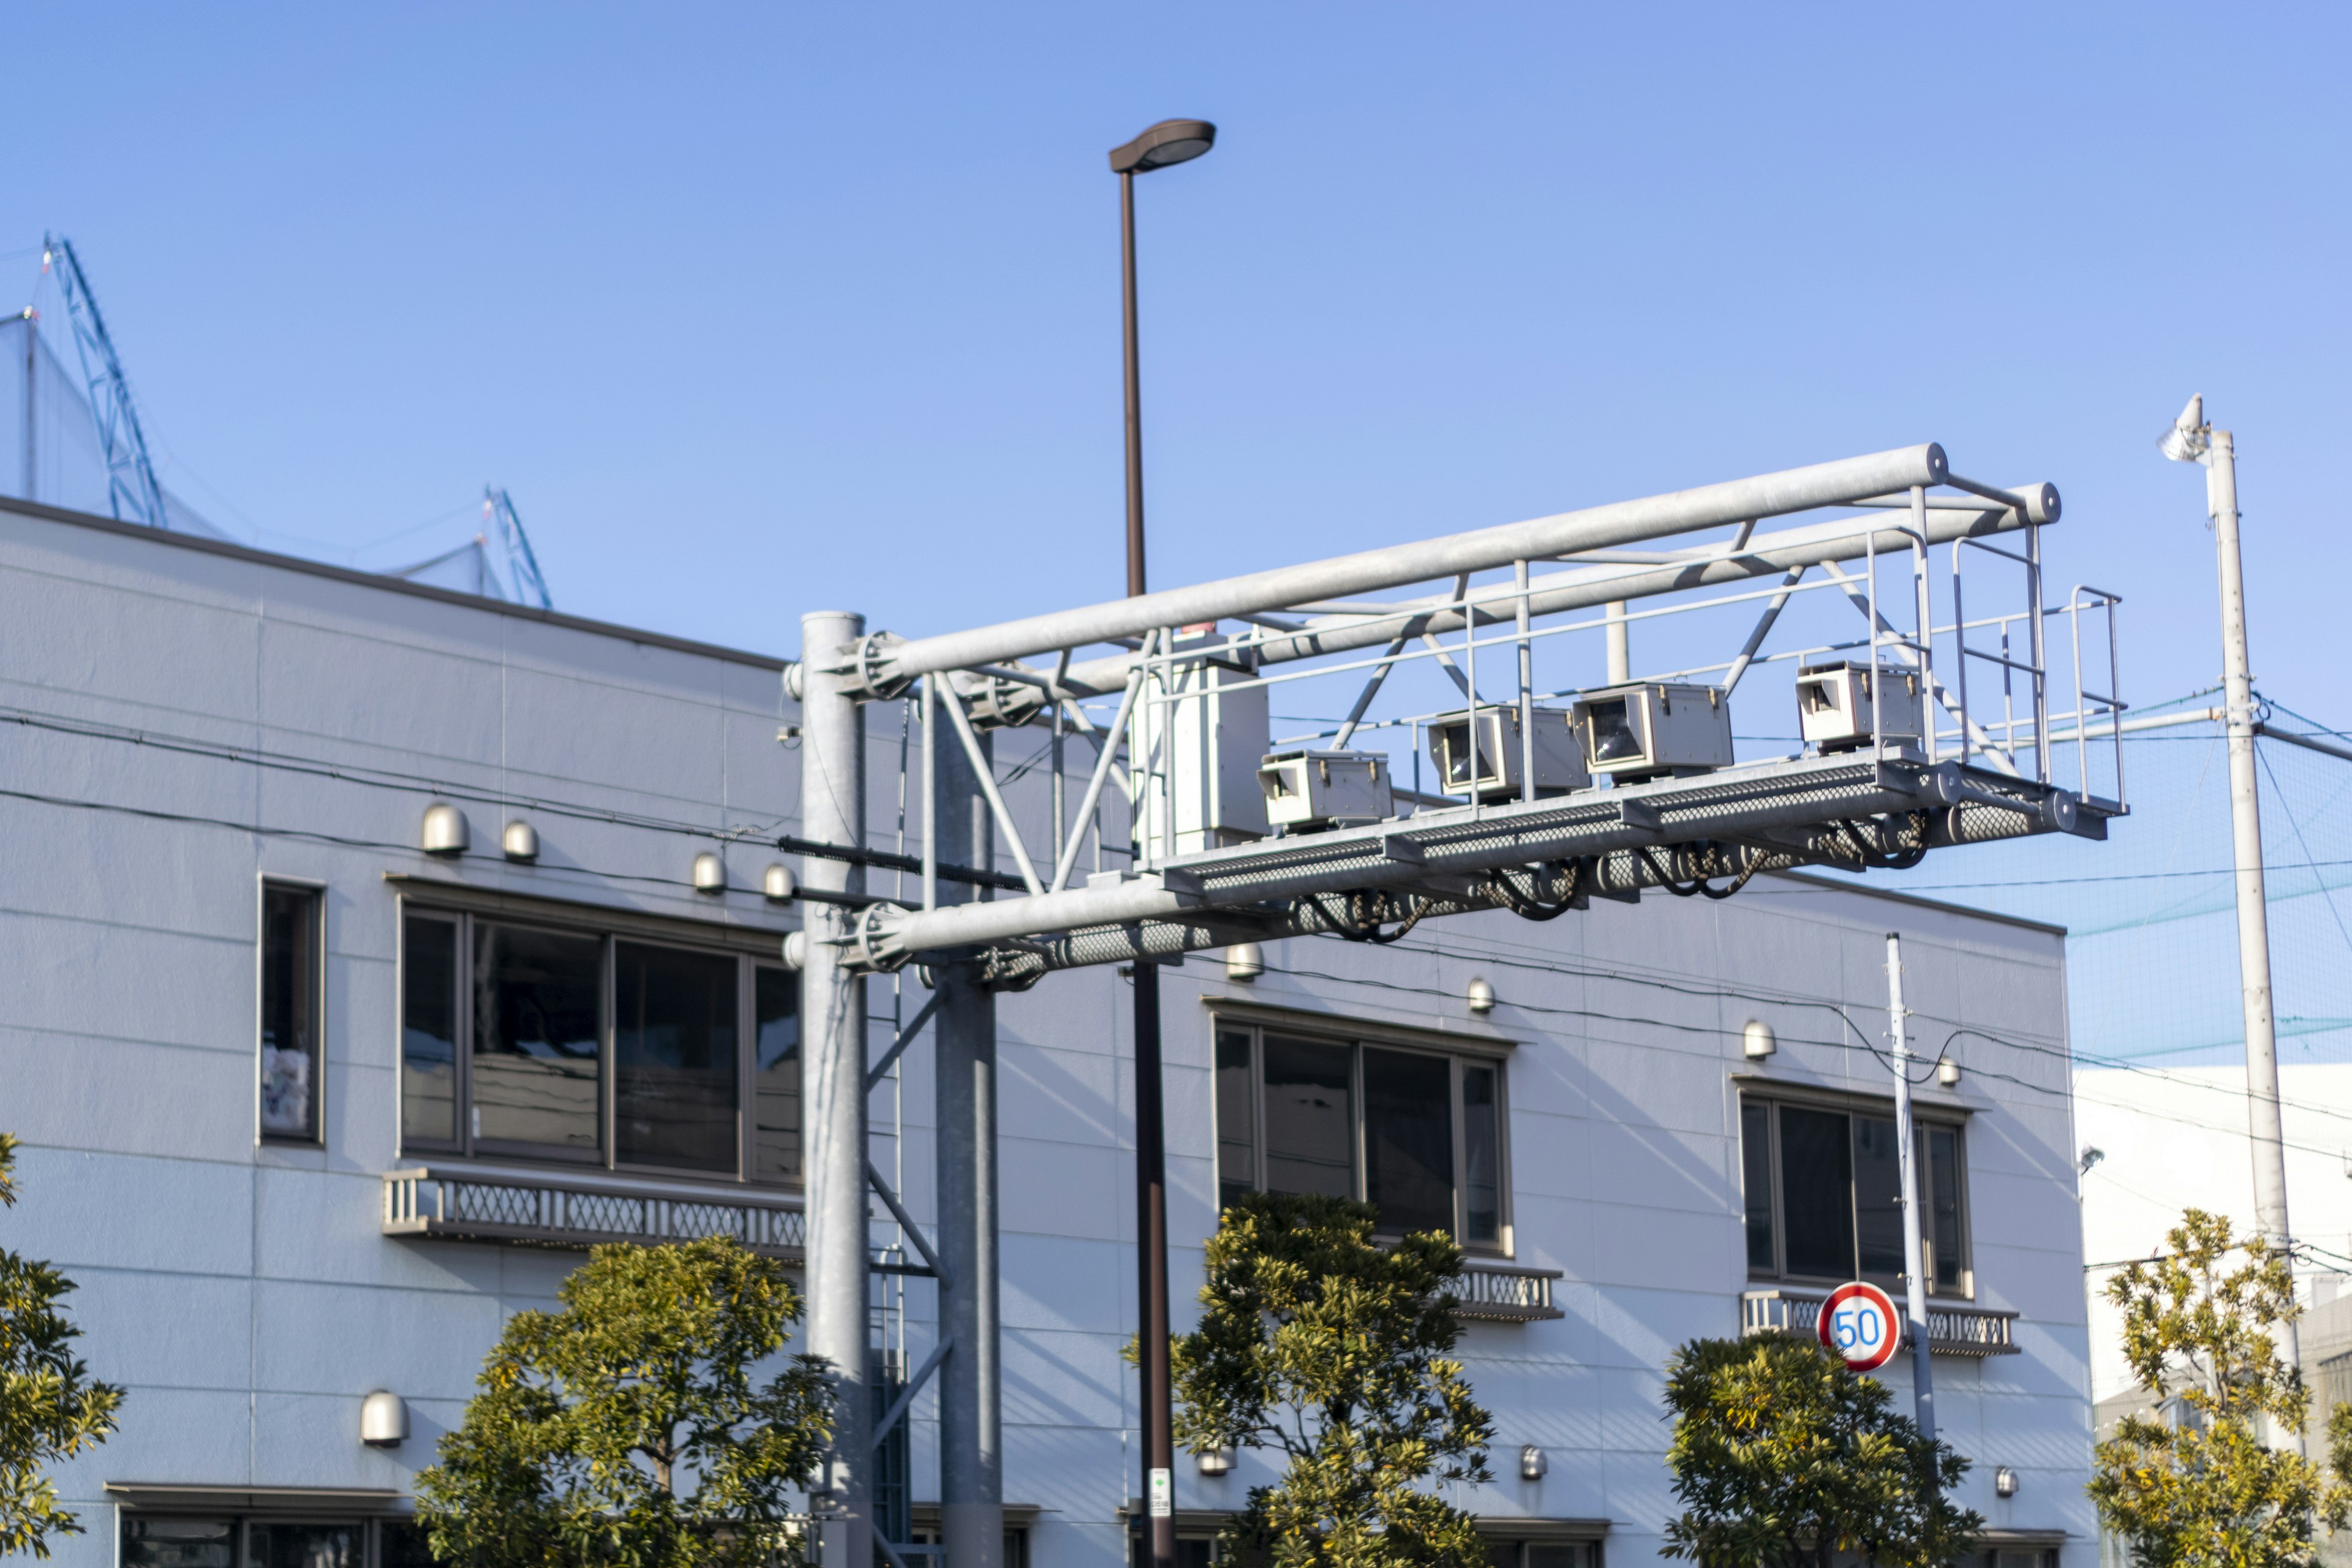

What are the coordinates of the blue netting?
(1874, 696, 2352, 1066)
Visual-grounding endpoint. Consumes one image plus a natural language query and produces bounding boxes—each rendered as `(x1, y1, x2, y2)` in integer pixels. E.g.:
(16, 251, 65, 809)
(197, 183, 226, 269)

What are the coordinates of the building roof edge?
(0, 494, 791, 672)
(1760, 868, 2067, 938)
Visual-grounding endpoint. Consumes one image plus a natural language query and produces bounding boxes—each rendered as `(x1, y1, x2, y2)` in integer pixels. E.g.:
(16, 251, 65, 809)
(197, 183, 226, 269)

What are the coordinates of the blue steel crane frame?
(44, 235, 171, 530)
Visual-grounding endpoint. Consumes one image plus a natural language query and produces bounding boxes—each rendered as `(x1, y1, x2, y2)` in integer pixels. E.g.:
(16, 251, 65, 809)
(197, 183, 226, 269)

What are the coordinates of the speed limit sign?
(1819, 1281, 1902, 1372)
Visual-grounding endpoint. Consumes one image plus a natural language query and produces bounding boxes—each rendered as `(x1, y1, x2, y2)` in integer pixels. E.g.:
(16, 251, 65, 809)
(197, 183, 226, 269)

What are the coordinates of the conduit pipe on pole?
(979, 488, 2056, 713)
(847, 445, 1958, 688)
(797, 609, 872, 1568)
(1886, 933, 1936, 1447)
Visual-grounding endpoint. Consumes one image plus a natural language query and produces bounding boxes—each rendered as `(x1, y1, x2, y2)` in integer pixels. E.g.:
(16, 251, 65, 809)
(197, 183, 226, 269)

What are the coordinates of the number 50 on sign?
(1818, 1281, 1902, 1372)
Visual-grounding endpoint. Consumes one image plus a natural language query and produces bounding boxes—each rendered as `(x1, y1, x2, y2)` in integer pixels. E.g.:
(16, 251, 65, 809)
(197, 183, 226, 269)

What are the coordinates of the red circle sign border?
(1818, 1281, 1902, 1372)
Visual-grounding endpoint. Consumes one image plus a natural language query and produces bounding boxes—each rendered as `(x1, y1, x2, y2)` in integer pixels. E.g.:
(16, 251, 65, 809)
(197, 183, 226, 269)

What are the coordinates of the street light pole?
(1109, 115, 1215, 1568)
(2160, 395, 2302, 1446)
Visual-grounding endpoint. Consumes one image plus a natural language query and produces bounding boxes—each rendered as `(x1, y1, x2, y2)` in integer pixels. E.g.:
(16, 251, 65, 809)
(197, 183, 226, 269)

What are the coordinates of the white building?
(0, 496, 2096, 1568)
(2078, 1065, 2352, 1419)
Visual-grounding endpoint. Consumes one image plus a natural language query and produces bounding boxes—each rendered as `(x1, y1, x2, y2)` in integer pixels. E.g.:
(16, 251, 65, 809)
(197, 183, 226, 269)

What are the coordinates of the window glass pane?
(1215, 1029, 1257, 1210)
(1364, 1048, 1453, 1235)
(1261, 1035, 1354, 1199)
(1740, 1102, 1774, 1271)
(1462, 1063, 1502, 1245)
(753, 966, 801, 1184)
(123, 1518, 236, 1568)
(246, 1523, 360, 1568)
(1853, 1115, 1905, 1277)
(1777, 1106, 1853, 1278)
(1928, 1125, 1965, 1289)
(401, 916, 458, 1146)
(472, 923, 602, 1153)
(615, 942, 738, 1172)
(379, 1521, 442, 1568)
(259, 886, 319, 1140)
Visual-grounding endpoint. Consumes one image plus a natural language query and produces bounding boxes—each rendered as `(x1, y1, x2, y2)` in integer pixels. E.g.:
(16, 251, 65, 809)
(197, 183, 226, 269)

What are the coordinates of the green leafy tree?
(1166, 1192, 1494, 1568)
(2089, 1208, 2352, 1568)
(415, 1236, 833, 1568)
(0, 1131, 126, 1559)
(1662, 1332, 1980, 1568)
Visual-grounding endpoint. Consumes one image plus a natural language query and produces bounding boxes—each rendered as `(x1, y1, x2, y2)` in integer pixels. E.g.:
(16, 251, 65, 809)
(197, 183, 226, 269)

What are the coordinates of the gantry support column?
(934, 703, 1003, 1568)
(801, 611, 873, 1568)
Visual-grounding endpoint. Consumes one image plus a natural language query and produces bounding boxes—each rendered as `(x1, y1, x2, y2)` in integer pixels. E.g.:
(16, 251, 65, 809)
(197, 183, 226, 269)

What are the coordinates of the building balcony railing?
(1741, 1286, 2019, 1357)
(383, 1166, 805, 1259)
(1455, 1261, 1566, 1322)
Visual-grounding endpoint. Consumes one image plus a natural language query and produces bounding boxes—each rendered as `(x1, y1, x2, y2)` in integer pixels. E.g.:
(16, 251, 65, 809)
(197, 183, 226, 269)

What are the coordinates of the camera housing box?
(1795, 661, 1925, 755)
(1427, 707, 1590, 802)
(1570, 683, 1735, 782)
(1258, 748, 1391, 832)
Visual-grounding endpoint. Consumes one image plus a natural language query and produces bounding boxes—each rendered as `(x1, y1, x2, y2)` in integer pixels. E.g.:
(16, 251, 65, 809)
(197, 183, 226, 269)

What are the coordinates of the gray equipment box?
(1258, 748, 1392, 832)
(1795, 661, 1925, 755)
(1570, 682, 1735, 782)
(1428, 706, 1589, 802)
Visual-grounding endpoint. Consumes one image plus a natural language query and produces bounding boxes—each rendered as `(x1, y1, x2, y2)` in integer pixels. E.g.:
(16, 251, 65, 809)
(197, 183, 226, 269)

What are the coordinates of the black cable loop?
(1308, 889, 1424, 945)
(1834, 814, 1929, 871)
(1636, 846, 1706, 897)
(1489, 859, 1582, 921)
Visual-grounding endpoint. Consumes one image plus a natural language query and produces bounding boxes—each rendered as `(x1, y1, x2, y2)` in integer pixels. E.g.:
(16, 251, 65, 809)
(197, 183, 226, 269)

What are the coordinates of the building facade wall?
(0, 504, 2094, 1568)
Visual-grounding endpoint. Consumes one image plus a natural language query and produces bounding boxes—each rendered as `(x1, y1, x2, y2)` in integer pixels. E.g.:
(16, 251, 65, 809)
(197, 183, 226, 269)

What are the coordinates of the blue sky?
(6, 3, 2348, 724)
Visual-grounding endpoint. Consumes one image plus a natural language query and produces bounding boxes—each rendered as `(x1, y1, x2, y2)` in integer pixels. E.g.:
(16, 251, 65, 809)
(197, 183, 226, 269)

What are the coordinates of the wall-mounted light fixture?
(1226, 943, 1264, 982)
(1937, 1056, 1962, 1088)
(420, 802, 468, 857)
(1196, 1447, 1234, 1477)
(1743, 1019, 1776, 1060)
(1519, 1445, 1548, 1481)
(502, 821, 539, 862)
(764, 864, 797, 903)
(361, 1390, 409, 1449)
(1994, 1465, 2018, 1499)
(1467, 977, 1496, 1015)
(2079, 1147, 2106, 1176)
(692, 852, 726, 894)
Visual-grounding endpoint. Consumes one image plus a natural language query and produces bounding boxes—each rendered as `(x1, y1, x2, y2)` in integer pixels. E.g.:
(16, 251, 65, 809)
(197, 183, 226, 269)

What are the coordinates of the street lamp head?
(2158, 393, 2209, 464)
(1110, 119, 1217, 175)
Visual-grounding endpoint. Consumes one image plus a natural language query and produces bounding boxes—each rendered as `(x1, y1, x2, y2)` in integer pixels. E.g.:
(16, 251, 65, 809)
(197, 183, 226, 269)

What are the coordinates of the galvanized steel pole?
(800, 609, 873, 1568)
(2208, 429, 2303, 1431)
(1885, 933, 1936, 1446)
(935, 715, 1004, 1568)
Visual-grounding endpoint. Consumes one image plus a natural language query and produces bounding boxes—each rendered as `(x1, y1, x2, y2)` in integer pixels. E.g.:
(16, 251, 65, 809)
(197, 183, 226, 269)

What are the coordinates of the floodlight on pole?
(2158, 393, 2209, 465)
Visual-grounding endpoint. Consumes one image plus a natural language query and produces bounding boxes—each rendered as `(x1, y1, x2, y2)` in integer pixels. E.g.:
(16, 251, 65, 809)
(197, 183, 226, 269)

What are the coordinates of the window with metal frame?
(121, 1516, 373, 1568)
(1213, 1020, 1510, 1253)
(399, 905, 800, 1186)
(1739, 1093, 1970, 1294)
(258, 883, 324, 1144)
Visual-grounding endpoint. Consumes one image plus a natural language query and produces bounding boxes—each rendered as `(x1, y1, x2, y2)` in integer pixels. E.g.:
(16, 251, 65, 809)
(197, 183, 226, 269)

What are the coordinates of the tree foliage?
(2089, 1208, 2352, 1568)
(1662, 1332, 1979, 1568)
(415, 1237, 832, 1568)
(0, 1132, 125, 1559)
(1167, 1193, 1493, 1568)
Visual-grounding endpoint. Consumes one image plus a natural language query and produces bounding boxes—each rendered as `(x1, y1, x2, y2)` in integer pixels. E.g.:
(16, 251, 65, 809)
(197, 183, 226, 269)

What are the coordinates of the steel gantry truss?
(786, 442, 2124, 1567)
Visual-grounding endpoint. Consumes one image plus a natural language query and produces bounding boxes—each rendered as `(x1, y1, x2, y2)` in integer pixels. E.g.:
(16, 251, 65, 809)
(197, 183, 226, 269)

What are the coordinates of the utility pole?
(800, 609, 873, 1568)
(1109, 116, 1215, 1568)
(2160, 397, 2301, 1441)
(1885, 932, 1935, 1444)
